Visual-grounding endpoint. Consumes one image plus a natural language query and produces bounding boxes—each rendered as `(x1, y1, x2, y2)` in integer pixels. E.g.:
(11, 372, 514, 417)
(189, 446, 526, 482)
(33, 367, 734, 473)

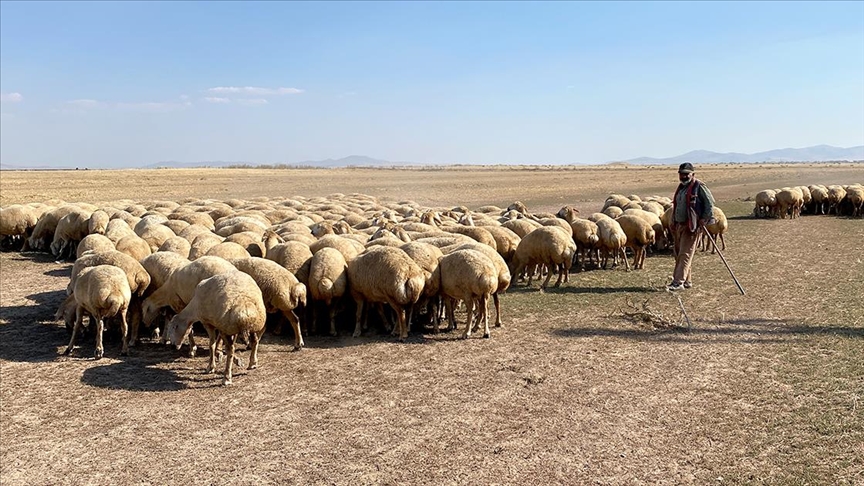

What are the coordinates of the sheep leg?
(720, 233, 726, 251)
(126, 300, 142, 348)
(326, 304, 338, 338)
(462, 299, 475, 339)
(119, 305, 129, 357)
(94, 318, 104, 360)
(352, 299, 365, 338)
(445, 298, 456, 330)
(396, 306, 408, 341)
(286, 310, 304, 350)
(247, 331, 260, 370)
(620, 248, 631, 271)
(222, 334, 236, 386)
(64, 306, 85, 356)
(541, 265, 554, 289)
(205, 327, 219, 374)
(480, 294, 491, 339)
(493, 292, 502, 328)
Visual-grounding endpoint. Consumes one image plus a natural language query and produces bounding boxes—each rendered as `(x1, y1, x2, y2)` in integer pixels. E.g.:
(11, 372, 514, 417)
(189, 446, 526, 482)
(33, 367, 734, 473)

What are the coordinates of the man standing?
(668, 162, 715, 291)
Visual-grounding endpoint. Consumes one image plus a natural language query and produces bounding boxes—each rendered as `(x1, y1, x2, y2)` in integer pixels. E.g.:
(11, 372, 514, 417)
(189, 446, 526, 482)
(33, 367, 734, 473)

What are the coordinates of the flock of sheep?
(753, 184, 864, 219)
(1, 192, 727, 384)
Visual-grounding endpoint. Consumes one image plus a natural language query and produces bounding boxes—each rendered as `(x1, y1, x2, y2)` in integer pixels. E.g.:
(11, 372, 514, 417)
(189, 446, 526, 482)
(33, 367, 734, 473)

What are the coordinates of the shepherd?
(667, 162, 715, 291)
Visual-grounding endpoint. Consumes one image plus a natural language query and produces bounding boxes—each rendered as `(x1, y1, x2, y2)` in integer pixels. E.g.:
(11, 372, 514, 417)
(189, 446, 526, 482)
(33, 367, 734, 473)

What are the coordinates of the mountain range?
(1, 145, 861, 170)
(621, 145, 864, 165)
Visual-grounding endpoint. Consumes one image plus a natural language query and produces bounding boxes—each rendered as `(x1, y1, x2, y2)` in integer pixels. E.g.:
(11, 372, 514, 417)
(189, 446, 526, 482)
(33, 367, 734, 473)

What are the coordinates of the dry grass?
(1, 165, 863, 484)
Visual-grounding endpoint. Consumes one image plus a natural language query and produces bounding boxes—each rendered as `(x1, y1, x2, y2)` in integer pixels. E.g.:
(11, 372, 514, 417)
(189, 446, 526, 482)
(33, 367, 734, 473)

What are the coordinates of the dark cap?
(678, 162, 694, 174)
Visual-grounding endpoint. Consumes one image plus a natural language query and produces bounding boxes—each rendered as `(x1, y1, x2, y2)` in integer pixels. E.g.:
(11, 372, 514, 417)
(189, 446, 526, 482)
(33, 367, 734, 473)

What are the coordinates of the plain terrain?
(1, 164, 863, 485)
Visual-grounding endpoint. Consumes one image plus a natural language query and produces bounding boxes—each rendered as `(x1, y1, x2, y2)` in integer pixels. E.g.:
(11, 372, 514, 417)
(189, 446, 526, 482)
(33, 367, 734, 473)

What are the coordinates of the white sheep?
(76, 234, 116, 259)
(510, 227, 576, 289)
(438, 249, 497, 338)
(63, 265, 132, 359)
(231, 257, 307, 350)
(596, 218, 630, 271)
(615, 214, 655, 270)
(346, 246, 425, 340)
(307, 247, 349, 337)
(166, 271, 267, 385)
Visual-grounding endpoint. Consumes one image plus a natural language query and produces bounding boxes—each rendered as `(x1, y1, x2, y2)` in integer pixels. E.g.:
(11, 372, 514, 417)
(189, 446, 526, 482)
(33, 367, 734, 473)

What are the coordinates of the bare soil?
(1, 164, 862, 485)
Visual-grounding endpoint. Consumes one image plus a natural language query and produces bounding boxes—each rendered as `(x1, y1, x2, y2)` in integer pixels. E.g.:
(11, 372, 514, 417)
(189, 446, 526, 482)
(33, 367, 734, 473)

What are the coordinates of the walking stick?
(700, 225, 746, 295)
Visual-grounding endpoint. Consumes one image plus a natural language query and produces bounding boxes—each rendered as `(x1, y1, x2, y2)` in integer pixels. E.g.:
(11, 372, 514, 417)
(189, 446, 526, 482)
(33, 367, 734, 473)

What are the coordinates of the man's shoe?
(683, 281, 693, 289)
(666, 282, 685, 291)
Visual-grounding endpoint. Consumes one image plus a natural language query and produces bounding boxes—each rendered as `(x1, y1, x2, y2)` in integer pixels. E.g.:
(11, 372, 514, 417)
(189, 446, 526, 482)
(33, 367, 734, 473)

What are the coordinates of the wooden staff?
(700, 224, 746, 295)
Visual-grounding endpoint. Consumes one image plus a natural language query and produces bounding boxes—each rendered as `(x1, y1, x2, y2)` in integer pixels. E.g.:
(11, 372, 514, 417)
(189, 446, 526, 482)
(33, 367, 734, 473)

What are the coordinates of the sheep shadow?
(44, 266, 73, 278)
(80, 355, 187, 391)
(507, 285, 660, 295)
(0, 289, 71, 363)
(551, 318, 864, 344)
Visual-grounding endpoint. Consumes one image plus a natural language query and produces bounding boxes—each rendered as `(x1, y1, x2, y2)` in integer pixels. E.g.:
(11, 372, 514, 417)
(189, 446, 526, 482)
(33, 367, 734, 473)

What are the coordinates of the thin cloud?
(204, 97, 231, 104)
(207, 86, 304, 96)
(0, 92, 24, 103)
(235, 98, 269, 106)
(62, 98, 191, 112)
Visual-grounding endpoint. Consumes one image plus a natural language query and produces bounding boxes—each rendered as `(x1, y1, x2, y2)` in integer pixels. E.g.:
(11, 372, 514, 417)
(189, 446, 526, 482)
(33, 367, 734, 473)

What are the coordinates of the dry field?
(1, 164, 863, 485)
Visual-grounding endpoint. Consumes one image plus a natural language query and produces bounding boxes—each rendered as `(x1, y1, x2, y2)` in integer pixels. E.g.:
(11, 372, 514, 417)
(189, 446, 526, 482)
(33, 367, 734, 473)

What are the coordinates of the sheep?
(509, 227, 576, 289)
(754, 190, 778, 218)
(231, 257, 307, 350)
(307, 248, 349, 337)
(115, 234, 153, 261)
(104, 219, 136, 244)
(638, 201, 665, 218)
(136, 223, 176, 252)
(224, 231, 266, 257)
(76, 234, 115, 259)
(538, 217, 573, 238)
(161, 219, 190, 235)
(846, 185, 864, 217)
(615, 214, 655, 270)
(450, 242, 511, 328)
(308, 234, 365, 261)
(442, 225, 497, 250)
(569, 218, 600, 271)
(206, 241, 252, 260)
(346, 246, 425, 340)
(25, 205, 79, 252)
(87, 210, 110, 235)
(827, 185, 847, 215)
(602, 206, 624, 219)
(586, 212, 612, 223)
(776, 187, 804, 219)
(178, 223, 215, 243)
(438, 249, 497, 338)
(133, 215, 168, 235)
(63, 265, 132, 359)
(602, 195, 630, 211)
(699, 207, 729, 253)
(169, 211, 215, 230)
(623, 208, 666, 251)
(188, 232, 224, 260)
(556, 205, 581, 224)
(0, 205, 41, 250)
(132, 251, 190, 343)
(158, 236, 192, 258)
(481, 225, 521, 264)
(501, 218, 542, 238)
(50, 208, 93, 260)
(596, 218, 629, 271)
(808, 186, 829, 215)
(166, 272, 267, 385)
(265, 239, 313, 284)
(68, 250, 151, 298)
(399, 241, 445, 331)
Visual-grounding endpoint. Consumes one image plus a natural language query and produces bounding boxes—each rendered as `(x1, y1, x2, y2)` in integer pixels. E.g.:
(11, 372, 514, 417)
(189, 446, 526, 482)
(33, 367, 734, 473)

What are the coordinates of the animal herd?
(753, 184, 864, 219)
(1, 191, 729, 384)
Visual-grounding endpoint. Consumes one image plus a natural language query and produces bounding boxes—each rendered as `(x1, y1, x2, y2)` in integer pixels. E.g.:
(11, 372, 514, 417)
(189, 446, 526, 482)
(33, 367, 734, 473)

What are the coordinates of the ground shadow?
(80, 355, 187, 391)
(551, 318, 864, 344)
(508, 285, 661, 295)
(44, 266, 72, 278)
(0, 289, 70, 363)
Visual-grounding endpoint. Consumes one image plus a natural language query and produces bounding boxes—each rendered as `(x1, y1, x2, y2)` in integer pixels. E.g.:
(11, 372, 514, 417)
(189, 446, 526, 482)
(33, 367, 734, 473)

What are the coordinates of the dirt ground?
(1, 164, 862, 485)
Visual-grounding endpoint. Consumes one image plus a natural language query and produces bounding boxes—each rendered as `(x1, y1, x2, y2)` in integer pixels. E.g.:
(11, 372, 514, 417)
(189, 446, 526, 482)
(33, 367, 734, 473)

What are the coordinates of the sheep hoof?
(222, 378, 232, 386)
(483, 333, 490, 339)
(94, 350, 103, 360)
(292, 345, 303, 352)
(120, 350, 128, 357)
(352, 331, 361, 338)
(62, 347, 73, 356)
(495, 322, 502, 328)
(188, 346, 197, 358)
(248, 363, 258, 370)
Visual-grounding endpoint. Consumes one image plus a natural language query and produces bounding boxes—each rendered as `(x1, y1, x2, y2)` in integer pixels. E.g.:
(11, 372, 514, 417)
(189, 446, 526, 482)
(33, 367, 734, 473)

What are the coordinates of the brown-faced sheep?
(346, 246, 425, 340)
(63, 265, 132, 359)
(166, 271, 267, 385)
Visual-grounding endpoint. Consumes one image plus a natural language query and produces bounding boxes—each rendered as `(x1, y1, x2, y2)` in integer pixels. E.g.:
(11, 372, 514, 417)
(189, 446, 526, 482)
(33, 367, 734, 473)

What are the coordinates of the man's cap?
(678, 162, 694, 174)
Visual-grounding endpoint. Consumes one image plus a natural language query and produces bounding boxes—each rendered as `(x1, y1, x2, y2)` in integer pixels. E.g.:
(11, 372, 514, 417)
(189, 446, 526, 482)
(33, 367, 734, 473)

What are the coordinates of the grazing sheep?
(776, 187, 804, 219)
(224, 231, 266, 257)
(104, 219, 136, 244)
(501, 218, 542, 238)
(115, 234, 153, 261)
(178, 223, 215, 243)
(87, 210, 110, 235)
(232, 257, 307, 350)
(846, 185, 864, 217)
(346, 247, 425, 340)
(570, 218, 600, 271)
(188, 232, 224, 260)
(615, 214, 655, 270)
(399, 242, 444, 331)
(438, 249, 497, 338)
(556, 205, 581, 224)
(481, 225, 521, 264)
(808, 186, 828, 215)
(133, 251, 190, 343)
(265, 239, 313, 284)
(827, 185, 847, 215)
(538, 217, 573, 238)
(596, 218, 629, 271)
(63, 265, 132, 359)
(158, 236, 192, 258)
(166, 272, 267, 385)
(68, 250, 151, 298)
(206, 241, 252, 260)
(623, 208, 666, 251)
(308, 234, 364, 261)
(442, 225, 497, 251)
(754, 190, 778, 218)
(586, 212, 612, 224)
(162, 219, 190, 235)
(51, 208, 93, 260)
(308, 247, 349, 336)
(26, 205, 79, 252)
(136, 223, 176, 252)
(169, 211, 215, 230)
(76, 234, 115, 259)
(1, 205, 42, 250)
(700, 207, 729, 253)
(451, 242, 511, 328)
(510, 227, 576, 289)
(602, 206, 624, 219)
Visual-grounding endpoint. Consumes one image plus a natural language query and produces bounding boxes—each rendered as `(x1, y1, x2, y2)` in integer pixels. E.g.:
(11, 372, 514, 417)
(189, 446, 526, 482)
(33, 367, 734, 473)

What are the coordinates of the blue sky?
(1, 1, 863, 167)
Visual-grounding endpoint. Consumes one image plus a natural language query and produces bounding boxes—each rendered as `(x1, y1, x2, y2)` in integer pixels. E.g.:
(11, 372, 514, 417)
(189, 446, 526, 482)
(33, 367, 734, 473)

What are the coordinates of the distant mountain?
(144, 160, 243, 169)
(293, 155, 419, 167)
(621, 145, 864, 165)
